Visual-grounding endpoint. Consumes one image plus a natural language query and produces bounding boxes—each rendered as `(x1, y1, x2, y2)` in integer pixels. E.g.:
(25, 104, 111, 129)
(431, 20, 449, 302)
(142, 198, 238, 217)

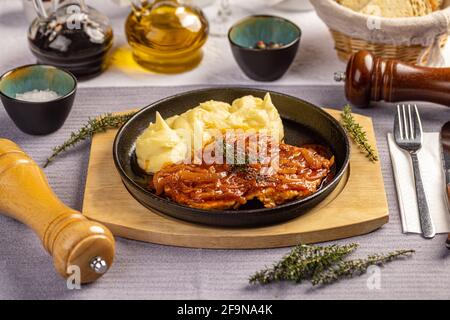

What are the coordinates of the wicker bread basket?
(311, 0, 450, 65)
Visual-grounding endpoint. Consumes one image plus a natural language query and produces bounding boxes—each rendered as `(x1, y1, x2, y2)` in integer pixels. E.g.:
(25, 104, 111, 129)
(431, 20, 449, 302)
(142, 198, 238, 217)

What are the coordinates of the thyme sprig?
(311, 249, 415, 286)
(250, 243, 358, 285)
(223, 141, 251, 174)
(44, 112, 137, 168)
(341, 105, 378, 162)
(250, 244, 414, 287)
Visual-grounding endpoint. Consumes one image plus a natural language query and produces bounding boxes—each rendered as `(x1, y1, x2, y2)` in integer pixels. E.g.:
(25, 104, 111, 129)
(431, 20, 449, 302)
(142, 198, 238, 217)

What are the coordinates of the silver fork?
(394, 104, 435, 239)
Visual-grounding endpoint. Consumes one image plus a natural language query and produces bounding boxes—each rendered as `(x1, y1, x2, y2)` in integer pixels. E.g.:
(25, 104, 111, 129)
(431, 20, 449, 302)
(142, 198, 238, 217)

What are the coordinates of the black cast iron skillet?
(113, 88, 350, 227)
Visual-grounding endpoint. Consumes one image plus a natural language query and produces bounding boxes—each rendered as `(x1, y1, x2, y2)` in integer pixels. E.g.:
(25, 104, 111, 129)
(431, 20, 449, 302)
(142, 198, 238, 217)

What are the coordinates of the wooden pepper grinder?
(0, 138, 115, 284)
(335, 50, 450, 108)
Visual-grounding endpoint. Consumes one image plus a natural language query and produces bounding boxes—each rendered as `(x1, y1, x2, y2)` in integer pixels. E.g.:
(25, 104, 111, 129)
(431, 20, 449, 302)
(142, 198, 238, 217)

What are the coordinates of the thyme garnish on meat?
(223, 142, 251, 174)
(250, 243, 414, 287)
(341, 105, 379, 162)
(44, 112, 137, 168)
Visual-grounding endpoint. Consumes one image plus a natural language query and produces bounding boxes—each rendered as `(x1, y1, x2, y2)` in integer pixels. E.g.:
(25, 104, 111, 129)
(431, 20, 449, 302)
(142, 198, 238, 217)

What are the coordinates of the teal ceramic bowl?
(228, 15, 301, 81)
(0, 64, 77, 135)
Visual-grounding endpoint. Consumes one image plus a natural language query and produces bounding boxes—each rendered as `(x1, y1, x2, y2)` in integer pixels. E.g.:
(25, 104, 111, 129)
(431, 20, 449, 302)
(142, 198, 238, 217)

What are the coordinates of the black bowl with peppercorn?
(228, 15, 301, 81)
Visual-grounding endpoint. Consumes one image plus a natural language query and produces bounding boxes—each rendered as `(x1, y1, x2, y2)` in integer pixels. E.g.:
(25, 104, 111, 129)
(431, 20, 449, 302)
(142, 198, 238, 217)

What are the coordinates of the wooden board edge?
(85, 213, 389, 249)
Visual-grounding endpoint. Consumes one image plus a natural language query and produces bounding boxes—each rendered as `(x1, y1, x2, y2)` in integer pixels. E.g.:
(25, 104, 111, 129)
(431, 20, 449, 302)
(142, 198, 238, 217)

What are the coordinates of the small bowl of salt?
(0, 64, 76, 135)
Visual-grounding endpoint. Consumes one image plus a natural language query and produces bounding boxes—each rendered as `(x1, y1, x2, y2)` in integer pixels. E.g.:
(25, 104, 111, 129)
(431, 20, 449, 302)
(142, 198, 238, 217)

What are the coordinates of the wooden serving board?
(83, 109, 388, 249)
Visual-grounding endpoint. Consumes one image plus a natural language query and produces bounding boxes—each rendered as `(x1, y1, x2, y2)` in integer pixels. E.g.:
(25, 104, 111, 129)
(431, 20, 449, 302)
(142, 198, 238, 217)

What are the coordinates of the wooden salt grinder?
(335, 50, 450, 108)
(0, 138, 115, 284)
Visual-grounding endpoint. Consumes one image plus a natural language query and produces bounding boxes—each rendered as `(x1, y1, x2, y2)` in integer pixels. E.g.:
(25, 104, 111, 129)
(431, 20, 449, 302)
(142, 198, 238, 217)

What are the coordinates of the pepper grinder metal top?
(334, 72, 346, 82)
(90, 257, 109, 274)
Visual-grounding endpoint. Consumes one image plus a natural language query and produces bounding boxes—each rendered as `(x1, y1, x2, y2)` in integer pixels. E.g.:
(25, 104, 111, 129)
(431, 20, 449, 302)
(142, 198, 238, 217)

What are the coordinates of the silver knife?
(440, 122, 450, 249)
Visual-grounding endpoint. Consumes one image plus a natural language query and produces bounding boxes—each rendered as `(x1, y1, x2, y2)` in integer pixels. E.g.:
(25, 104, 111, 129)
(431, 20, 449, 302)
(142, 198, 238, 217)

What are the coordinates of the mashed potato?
(135, 93, 284, 173)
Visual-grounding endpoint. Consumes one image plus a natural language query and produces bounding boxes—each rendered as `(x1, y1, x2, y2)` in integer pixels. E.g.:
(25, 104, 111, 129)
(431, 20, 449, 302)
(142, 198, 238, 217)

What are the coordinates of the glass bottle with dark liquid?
(28, 0, 113, 79)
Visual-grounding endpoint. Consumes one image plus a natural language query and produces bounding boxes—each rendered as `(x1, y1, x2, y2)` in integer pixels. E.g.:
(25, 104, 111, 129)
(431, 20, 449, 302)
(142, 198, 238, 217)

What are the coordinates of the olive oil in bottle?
(125, 0, 209, 74)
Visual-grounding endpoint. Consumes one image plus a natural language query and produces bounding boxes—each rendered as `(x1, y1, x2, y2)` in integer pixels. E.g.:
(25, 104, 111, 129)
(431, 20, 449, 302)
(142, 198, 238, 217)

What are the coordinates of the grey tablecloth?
(1, 85, 450, 300)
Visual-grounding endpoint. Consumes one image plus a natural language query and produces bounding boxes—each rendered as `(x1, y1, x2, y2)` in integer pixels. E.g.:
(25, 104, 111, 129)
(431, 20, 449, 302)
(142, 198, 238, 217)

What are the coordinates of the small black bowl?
(0, 64, 77, 135)
(228, 15, 301, 81)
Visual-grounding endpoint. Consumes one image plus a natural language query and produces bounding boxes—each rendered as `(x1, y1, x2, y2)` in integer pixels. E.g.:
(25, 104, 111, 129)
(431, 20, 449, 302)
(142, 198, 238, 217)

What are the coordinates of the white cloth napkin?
(387, 133, 450, 234)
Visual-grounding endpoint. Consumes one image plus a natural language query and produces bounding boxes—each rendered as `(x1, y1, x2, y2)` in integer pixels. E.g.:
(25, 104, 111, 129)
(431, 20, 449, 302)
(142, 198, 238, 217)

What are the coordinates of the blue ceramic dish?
(0, 64, 77, 135)
(228, 15, 301, 81)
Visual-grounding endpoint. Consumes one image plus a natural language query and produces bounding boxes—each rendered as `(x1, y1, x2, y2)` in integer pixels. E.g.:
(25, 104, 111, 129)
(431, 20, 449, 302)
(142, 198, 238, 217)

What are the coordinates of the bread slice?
(335, 0, 371, 11)
(359, 0, 415, 17)
(429, 0, 443, 10)
(338, 0, 436, 17)
(410, 0, 433, 16)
